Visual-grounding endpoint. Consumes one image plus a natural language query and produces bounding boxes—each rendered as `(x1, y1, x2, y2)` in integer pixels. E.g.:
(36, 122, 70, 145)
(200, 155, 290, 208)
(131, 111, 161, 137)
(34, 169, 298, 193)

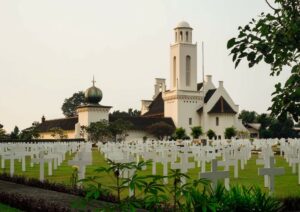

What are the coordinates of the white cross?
(200, 159, 230, 190)
(258, 156, 285, 193)
(31, 151, 52, 182)
(171, 151, 195, 185)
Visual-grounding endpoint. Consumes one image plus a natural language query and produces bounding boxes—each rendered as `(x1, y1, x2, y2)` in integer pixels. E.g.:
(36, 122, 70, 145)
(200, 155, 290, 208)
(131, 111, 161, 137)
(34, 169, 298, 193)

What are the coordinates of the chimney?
(205, 75, 212, 83)
(41, 115, 45, 123)
(219, 81, 223, 87)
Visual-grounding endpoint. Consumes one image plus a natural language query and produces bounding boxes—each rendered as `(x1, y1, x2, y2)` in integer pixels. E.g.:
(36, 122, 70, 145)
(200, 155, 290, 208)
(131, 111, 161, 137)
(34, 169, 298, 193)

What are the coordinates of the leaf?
(227, 38, 236, 49)
(235, 59, 241, 68)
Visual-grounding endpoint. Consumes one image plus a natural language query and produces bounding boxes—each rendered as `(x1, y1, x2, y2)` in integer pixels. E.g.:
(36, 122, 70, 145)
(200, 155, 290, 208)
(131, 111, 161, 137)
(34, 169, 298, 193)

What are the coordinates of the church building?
(36, 21, 246, 140)
(141, 21, 246, 139)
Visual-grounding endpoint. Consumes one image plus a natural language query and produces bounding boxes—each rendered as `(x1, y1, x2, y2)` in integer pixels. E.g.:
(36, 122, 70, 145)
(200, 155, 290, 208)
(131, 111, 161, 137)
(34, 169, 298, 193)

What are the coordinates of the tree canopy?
(61, 91, 85, 117)
(146, 121, 175, 140)
(110, 108, 141, 119)
(238, 110, 258, 124)
(227, 0, 300, 122)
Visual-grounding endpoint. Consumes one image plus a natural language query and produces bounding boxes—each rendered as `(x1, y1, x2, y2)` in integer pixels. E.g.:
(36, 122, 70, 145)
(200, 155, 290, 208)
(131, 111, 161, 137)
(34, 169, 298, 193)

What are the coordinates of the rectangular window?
(189, 118, 192, 125)
(216, 117, 219, 126)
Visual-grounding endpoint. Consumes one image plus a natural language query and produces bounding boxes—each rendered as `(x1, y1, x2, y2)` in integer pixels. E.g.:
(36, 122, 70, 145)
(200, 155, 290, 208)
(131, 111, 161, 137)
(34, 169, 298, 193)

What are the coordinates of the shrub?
(207, 129, 217, 140)
(224, 127, 237, 139)
(190, 126, 203, 139)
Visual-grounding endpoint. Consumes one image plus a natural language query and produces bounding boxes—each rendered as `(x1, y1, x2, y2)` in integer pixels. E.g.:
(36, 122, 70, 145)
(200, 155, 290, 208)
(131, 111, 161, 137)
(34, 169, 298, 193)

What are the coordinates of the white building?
(141, 21, 246, 139)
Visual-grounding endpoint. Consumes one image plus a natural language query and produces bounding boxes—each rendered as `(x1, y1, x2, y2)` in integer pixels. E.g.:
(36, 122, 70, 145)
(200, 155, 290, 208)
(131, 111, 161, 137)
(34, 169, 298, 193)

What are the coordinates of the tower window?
(186, 31, 189, 42)
(186, 55, 191, 86)
(216, 117, 219, 126)
(173, 56, 176, 88)
(189, 118, 192, 125)
(180, 31, 183, 41)
(175, 32, 177, 42)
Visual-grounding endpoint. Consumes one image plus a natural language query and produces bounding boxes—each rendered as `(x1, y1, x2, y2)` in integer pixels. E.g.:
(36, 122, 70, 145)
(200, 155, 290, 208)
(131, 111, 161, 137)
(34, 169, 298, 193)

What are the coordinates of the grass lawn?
(0, 203, 22, 212)
(1, 148, 300, 198)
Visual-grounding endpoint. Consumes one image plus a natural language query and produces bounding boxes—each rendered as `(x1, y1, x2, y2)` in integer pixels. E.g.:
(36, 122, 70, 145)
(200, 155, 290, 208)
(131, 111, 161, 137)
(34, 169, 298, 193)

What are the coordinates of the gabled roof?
(245, 123, 261, 130)
(142, 92, 164, 118)
(36, 117, 78, 132)
(208, 96, 236, 114)
(204, 89, 216, 103)
(109, 116, 175, 131)
(197, 83, 203, 91)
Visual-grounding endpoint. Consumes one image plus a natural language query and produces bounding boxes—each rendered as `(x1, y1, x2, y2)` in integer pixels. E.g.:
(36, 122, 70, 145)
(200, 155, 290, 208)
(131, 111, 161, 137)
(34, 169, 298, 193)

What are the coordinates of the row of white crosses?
(0, 142, 84, 181)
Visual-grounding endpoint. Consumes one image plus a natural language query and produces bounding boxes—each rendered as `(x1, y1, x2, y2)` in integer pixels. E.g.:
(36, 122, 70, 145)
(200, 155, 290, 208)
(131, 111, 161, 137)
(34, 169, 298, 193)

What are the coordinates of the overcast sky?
(0, 0, 289, 132)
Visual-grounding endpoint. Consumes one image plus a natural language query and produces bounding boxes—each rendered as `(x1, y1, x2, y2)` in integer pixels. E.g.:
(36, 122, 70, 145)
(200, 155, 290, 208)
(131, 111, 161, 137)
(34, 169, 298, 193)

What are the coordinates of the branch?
(265, 0, 277, 11)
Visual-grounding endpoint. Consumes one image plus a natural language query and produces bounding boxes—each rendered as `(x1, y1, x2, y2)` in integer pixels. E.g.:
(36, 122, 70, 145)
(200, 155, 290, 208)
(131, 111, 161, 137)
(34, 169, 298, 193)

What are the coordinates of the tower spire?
(92, 75, 96, 86)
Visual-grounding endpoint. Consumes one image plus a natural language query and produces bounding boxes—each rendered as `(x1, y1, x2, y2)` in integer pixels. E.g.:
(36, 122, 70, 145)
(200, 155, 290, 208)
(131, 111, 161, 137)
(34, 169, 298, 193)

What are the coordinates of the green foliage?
(190, 126, 203, 139)
(146, 121, 175, 140)
(61, 91, 85, 117)
(108, 118, 133, 142)
(238, 110, 258, 124)
(227, 0, 300, 122)
(110, 108, 141, 119)
(83, 120, 110, 142)
(174, 127, 187, 140)
(207, 129, 217, 140)
(84, 119, 133, 142)
(19, 122, 40, 140)
(9, 126, 19, 139)
(0, 123, 7, 139)
(224, 127, 237, 139)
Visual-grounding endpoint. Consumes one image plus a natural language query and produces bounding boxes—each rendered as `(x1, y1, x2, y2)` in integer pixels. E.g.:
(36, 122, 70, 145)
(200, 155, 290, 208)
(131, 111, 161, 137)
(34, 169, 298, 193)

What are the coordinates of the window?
(173, 56, 176, 87)
(180, 31, 183, 41)
(189, 118, 192, 125)
(175, 32, 177, 42)
(216, 117, 219, 126)
(185, 31, 189, 42)
(186, 55, 191, 86)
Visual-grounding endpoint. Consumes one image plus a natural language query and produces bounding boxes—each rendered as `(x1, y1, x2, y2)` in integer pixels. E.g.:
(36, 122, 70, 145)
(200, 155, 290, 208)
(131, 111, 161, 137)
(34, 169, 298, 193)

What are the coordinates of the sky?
(0, 0, 290, 132)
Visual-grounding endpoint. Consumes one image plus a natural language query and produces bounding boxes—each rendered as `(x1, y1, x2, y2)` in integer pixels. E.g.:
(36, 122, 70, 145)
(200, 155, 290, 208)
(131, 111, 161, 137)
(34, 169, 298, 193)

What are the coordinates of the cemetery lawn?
(0, 203, 22, 211)
(1, 148, 300, 198)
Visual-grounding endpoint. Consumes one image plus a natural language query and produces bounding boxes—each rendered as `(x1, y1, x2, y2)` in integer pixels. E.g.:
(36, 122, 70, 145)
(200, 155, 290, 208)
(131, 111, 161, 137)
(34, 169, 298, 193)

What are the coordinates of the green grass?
(0, 203, 22, 212)
(1, 149, 300, 197)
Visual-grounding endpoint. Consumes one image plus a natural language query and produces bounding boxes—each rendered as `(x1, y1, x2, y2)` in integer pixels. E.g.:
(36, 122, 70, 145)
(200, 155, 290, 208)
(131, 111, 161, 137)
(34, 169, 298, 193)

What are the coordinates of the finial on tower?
(92, 75, 96, 86)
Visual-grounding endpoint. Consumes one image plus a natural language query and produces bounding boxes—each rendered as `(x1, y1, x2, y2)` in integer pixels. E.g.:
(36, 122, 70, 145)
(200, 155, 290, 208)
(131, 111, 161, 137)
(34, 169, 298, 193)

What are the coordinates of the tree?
(10, 126, 19, 139)
(0, 124, 6, 139)
(109, 119, 133, 142)
(19, 122, 40, 140)
(238, 110, 258, 124)
(190, 126, 203, 139)
(224, 127, 237, 139)
(207, 129, 217, 140)
(174, 127, 187, 140)
(84, 120, 111, 142)
(61, 91, 85, 117)
(227, 0, 300, 122)
(146, 121, 175, 140)
(110, 108, 141, 119)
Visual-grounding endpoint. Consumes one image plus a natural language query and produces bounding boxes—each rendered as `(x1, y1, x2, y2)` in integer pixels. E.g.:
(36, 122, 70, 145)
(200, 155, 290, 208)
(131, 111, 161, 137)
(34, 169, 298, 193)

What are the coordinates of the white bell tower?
(163, 21, 201, 132)
(170, 21, 197, 91)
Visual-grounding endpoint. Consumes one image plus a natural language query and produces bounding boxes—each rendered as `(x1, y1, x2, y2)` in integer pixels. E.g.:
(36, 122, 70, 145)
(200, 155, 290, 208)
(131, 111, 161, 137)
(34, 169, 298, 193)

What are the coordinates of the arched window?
(173, 56, 176, 87)
(185, 31, 189, 42)
(186, 55, 191, 86)
(180, 31, 183, 41)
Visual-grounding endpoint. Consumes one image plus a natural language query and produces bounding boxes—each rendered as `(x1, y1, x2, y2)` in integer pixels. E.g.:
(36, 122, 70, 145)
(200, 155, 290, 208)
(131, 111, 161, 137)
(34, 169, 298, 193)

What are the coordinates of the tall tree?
(238, 110, 258, 124)
(10, 126, 20, 139)
(61, 91, 85, 117)
(227, 0, 300, 121)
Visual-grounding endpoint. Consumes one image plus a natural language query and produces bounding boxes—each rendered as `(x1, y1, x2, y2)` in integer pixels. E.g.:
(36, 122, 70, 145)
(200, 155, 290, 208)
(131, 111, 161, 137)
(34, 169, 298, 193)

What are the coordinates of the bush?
(190, 126, 203, 139)
(207, 129, 217, 140)
(224, 127, 237, 139)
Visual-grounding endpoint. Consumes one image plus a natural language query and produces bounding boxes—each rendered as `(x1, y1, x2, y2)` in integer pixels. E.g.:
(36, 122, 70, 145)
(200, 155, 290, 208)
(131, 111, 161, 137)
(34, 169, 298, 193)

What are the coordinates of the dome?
(85, 85, 102, 104)
(176, 21, 191, 28)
